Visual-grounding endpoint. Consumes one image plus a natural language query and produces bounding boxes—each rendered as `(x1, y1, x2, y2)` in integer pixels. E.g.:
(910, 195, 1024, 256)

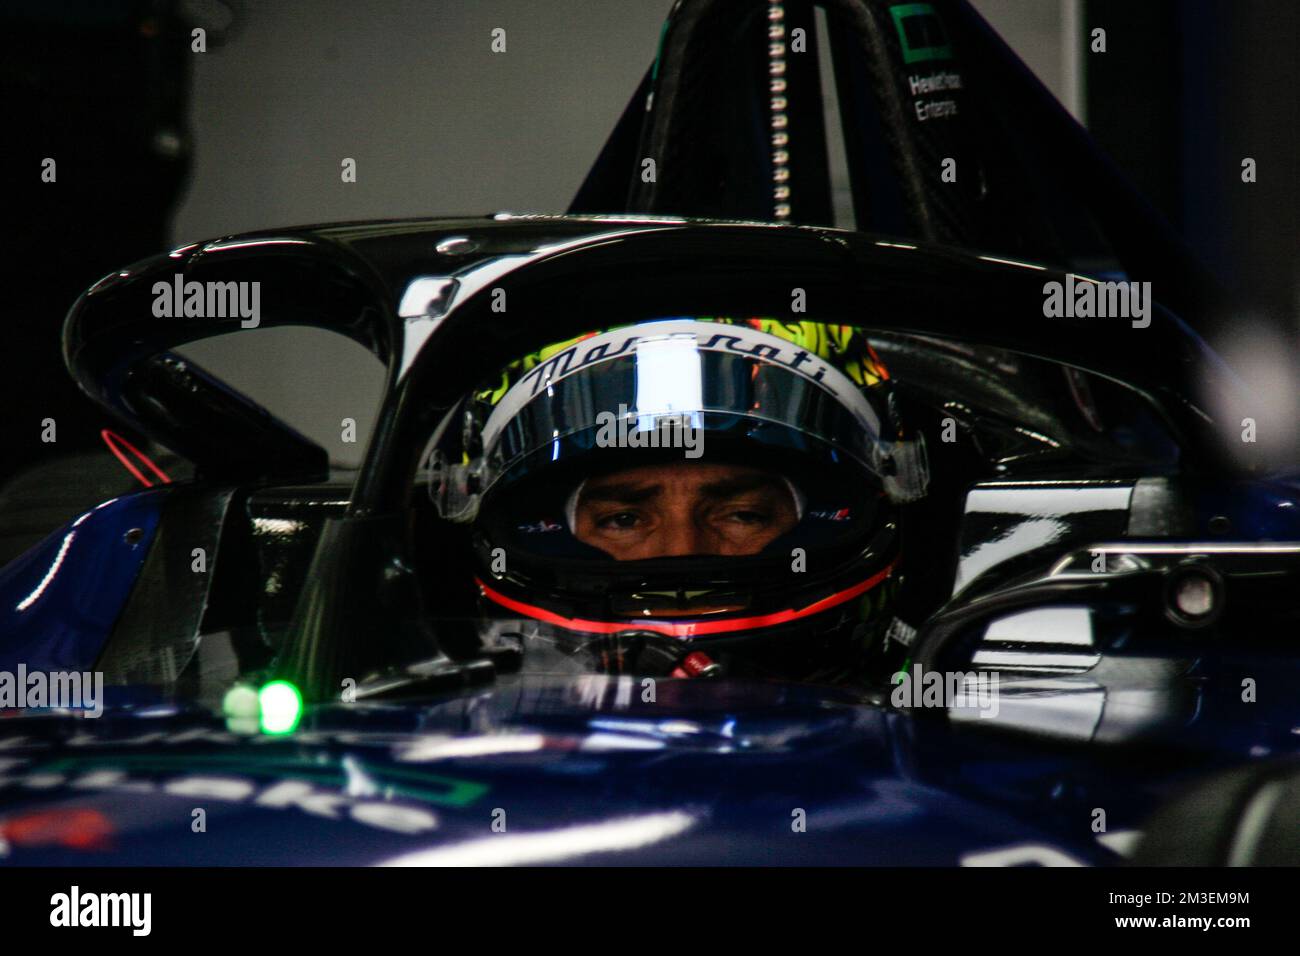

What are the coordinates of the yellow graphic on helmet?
(478, 317, 889, 406)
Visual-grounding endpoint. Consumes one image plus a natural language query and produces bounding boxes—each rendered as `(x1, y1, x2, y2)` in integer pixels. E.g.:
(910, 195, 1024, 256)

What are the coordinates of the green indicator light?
(222, 683, 259, 719)
(258, 680, 303, 735)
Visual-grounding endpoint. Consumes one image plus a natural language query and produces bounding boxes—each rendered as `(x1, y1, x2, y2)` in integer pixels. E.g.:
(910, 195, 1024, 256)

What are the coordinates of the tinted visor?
(480, 320, 892, 496)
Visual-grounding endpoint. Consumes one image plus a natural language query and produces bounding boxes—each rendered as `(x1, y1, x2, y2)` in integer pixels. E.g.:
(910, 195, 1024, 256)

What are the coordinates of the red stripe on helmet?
(476, 560, 896, 640)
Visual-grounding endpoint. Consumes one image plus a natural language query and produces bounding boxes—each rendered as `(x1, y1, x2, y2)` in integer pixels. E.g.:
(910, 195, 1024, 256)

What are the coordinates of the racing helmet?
(428, 318, 928, 683)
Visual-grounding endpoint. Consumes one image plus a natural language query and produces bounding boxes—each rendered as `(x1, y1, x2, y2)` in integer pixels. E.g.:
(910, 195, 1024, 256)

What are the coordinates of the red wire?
(100, 429, 172, 488)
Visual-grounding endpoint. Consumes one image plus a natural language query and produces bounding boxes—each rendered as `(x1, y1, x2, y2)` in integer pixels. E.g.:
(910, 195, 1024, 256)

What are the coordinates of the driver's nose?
(654, 512, 707, 557)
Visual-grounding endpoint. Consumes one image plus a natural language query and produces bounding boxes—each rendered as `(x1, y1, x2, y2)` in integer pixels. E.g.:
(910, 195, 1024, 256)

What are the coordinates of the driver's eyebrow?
(580, 482, 662, 505)
(699, 474, 786, 500)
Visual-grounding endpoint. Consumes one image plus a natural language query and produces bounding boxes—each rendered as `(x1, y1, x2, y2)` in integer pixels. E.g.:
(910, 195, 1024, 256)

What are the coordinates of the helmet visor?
(479, 319, 896, 496)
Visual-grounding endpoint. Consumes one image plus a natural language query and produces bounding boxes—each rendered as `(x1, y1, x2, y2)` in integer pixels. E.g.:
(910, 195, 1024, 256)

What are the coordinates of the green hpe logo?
(890, 3, 953, 64)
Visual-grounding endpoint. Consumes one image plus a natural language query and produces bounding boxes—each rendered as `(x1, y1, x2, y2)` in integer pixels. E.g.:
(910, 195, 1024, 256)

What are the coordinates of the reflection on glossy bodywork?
(0, 492, 161, 673)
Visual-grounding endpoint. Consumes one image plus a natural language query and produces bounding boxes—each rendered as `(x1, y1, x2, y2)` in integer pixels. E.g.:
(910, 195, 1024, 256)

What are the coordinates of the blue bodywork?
(0, 677, 1124, 866)
(0, 492, 161, 674)
(0, 655, 1295, 865)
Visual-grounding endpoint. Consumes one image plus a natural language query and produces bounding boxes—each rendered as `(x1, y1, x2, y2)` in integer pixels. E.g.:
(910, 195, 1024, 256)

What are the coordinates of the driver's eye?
(722, 509, 769, 525)
(597, 511, 643, 530)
